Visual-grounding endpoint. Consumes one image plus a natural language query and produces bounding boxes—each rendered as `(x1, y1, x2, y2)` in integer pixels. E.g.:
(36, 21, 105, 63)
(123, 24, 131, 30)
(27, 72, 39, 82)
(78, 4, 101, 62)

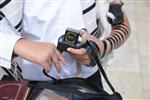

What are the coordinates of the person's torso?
(22, 0, 99, 80)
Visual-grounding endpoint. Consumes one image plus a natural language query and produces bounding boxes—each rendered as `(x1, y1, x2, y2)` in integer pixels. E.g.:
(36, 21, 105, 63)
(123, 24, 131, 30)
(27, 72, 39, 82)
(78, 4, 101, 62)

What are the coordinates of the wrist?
(13, 39, 32, 58)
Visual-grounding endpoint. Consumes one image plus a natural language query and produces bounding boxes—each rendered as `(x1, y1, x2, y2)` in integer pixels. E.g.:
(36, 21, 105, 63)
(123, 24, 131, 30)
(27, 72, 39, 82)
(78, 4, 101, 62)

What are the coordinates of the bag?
(29, 77, 122, 100)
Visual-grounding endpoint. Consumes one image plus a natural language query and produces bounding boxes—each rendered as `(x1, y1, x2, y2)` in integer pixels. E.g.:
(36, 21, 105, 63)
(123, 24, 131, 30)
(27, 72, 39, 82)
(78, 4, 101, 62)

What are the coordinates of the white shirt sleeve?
(0, 17, 22, 69)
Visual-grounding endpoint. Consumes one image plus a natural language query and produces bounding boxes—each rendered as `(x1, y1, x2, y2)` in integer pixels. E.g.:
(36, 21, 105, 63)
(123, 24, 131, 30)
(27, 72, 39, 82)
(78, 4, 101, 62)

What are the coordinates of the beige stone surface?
(103, 71, 144, 99)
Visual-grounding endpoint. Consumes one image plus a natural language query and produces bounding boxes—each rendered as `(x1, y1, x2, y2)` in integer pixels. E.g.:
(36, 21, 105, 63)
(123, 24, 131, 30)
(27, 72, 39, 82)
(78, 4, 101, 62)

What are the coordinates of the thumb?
(67, 48, 86, 55)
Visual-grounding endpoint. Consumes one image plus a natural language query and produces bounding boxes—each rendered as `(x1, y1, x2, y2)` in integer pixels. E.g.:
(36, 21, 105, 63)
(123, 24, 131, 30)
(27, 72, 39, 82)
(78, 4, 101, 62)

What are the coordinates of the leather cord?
(43, 69, 57, 81)
(87, 40, 116, 93)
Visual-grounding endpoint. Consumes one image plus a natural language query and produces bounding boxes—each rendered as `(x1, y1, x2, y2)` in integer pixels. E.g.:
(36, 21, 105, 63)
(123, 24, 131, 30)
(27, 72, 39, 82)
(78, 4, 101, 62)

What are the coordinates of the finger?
(76, 60, 88, 65)
(73, 53, 93, 65)
(47, 58, 52, 65)
(76, 59, 92, 66)
(42, 62, 51, 73)
(56, 50, 68, 66)
(72, 53, 89, 59)
(52, 56, 61, 73)
(67, 48, 86, 55)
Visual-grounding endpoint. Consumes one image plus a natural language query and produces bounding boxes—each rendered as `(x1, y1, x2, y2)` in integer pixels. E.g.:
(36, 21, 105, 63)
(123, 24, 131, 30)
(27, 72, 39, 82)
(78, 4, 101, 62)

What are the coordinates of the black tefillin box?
(57, 28, 81, 53)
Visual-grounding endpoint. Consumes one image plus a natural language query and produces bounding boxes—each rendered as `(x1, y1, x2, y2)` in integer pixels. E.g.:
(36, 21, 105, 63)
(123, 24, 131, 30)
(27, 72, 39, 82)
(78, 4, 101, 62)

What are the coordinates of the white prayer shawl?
(0, 0, 24, 68)
(96, 0, 114, 67)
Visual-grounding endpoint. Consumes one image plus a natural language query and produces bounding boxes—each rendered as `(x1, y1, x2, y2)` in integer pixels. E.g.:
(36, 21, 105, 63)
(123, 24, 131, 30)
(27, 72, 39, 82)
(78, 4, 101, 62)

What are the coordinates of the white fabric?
(0, 0, 24, 68)
(22, 0, 98, 80)
(96, 0, 111, 39)
(1, 0, 24, 27)
(0, 18, 22, 68)
(81, 0, 97, 33)
(96, 0, 113, 67)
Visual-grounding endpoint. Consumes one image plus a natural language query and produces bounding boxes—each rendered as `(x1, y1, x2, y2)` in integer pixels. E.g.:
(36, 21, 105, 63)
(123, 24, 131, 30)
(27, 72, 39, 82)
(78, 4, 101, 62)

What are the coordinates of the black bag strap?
(87, 41, 116, 93)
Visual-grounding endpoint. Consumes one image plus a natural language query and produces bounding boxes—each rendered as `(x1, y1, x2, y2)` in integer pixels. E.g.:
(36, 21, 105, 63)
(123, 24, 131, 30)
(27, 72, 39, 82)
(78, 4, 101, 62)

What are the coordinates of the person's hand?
(67, 30, 104, 66)
(67, 48, 93, 66)
(14, 39, 68, 73)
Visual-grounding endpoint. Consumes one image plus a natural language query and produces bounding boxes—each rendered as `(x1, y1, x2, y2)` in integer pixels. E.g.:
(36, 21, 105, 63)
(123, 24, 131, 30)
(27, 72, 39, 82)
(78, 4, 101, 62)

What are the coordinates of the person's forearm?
(101, 11, 131, 58)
